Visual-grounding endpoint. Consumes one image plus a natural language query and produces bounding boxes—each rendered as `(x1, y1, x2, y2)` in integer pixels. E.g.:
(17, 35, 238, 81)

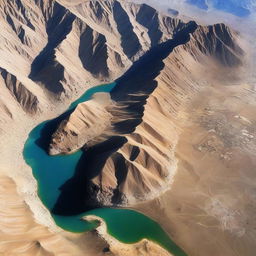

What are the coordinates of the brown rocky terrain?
(49, 16, 245, 211)
(0, 0, 255, 256)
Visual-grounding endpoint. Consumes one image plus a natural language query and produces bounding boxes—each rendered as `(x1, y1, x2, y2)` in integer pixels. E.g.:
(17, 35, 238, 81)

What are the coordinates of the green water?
(23, 83, 187, 255)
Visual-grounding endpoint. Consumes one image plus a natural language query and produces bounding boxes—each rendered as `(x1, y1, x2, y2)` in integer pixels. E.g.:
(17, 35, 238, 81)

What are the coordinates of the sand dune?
(0, 175, 112, 256)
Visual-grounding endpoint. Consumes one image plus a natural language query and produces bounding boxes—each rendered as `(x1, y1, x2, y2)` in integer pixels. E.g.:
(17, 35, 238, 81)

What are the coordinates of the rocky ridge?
(46, 1, 244, 212)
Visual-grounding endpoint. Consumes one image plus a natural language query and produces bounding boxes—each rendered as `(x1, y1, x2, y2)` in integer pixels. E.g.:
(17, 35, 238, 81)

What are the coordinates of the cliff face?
(46, 1, 244, 212)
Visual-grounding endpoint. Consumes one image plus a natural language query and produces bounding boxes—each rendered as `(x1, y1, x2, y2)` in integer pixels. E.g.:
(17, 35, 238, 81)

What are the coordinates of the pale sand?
(0, 175, 112, 256)
(134, 81, 256, 256)
(84, 215, 173, 256)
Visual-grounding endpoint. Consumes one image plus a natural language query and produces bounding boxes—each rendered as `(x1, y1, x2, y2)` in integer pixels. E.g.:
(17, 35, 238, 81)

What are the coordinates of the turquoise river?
(23, 82, 187, 255)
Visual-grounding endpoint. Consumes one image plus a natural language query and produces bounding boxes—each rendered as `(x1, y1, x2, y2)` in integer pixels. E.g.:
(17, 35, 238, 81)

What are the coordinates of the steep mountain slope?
(47, 2, 244, 212)
(0, 0, 244, 119)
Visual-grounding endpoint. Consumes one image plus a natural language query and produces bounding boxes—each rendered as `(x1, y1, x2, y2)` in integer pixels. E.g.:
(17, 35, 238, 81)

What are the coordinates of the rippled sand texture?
(0, 175, 111, 256)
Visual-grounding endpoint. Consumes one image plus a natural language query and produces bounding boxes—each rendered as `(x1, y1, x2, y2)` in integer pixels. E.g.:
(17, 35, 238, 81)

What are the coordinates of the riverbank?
(84, 215, 172, 256)
(0, 80, 182, 255)
(0, 103, 179, 256)
(0, 83, 114, 255)
(22, 80, 188, 255)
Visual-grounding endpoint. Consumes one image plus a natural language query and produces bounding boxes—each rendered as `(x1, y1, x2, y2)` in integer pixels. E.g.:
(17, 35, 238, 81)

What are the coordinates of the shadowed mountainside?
(51, 21, 198, 215)
(0, 0, 243, 119)
(49, 16, 244, 212)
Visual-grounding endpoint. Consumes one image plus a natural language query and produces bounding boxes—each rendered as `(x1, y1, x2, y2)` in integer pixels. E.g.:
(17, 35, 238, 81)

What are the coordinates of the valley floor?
(135, 81, 256, 256)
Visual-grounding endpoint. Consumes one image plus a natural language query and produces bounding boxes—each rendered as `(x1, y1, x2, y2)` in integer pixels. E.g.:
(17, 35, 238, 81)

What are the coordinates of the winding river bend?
(23, 83, 187, 256)
(23, 22, 199, 255)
